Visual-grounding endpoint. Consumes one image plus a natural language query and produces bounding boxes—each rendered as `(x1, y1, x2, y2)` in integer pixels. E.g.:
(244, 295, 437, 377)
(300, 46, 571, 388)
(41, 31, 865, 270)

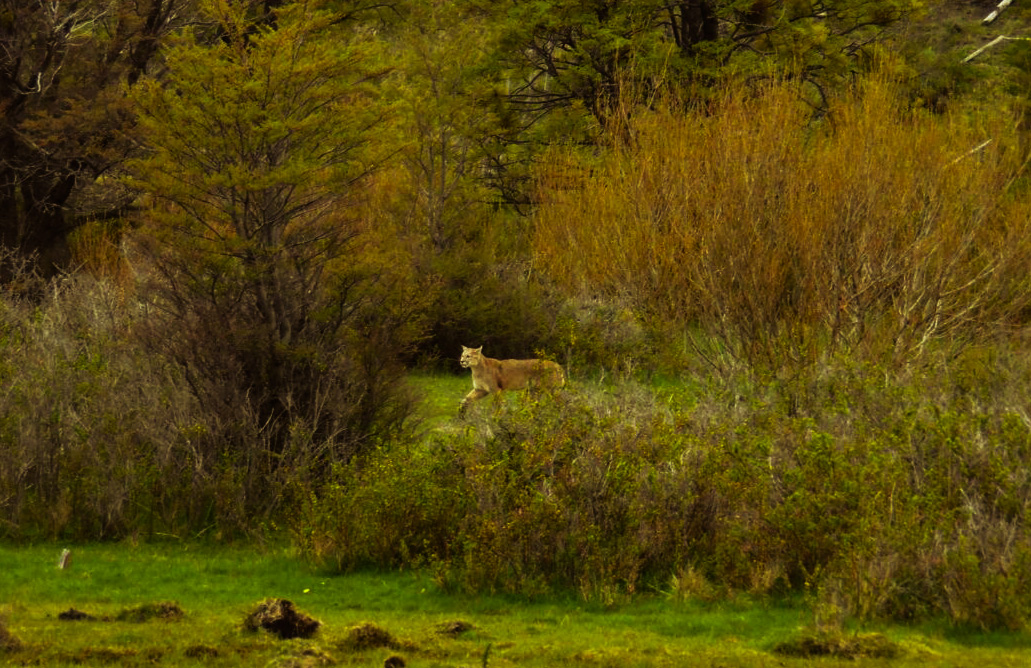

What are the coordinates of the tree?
(483, 0, 918, 129)
(130, 0, 422, 470)
(0, 0, 187, 276)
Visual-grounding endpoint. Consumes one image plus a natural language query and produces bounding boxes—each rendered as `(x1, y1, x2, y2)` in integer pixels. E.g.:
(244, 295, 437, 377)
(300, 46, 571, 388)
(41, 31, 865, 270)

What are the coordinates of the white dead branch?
(962, 35, 1031, 63)
(983, 0, 1013, 24)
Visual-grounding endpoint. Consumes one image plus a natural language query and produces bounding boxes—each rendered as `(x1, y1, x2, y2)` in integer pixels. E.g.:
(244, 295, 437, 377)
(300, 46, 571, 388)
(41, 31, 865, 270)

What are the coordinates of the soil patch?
(116, 601, 184, 622)
(339, 622, 398, 651)
(773, 631, 900, 659)
(57, 608, 98, 621)
(244, 598, 321, 639)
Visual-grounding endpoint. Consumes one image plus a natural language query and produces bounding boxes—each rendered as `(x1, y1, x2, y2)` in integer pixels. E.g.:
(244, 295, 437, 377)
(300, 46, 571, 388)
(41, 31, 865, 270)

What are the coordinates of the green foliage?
(300, 351, 1031, 629)
(295, 440, 466, 570)
(129, 0, 424, 469)
(365, 1, 567, 365)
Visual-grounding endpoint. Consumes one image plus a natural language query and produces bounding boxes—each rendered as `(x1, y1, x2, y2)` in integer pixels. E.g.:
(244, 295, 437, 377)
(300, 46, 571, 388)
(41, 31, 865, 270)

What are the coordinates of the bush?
(535, 77, 1031, 372)
(298, 349, 1031, 628)
(0, 271, 201, 539)
(0, 255, 419, 539)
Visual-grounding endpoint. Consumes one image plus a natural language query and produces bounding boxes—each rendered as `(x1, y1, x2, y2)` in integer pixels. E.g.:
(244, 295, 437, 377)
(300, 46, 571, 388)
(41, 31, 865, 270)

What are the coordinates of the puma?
(459, 345, 565, 415)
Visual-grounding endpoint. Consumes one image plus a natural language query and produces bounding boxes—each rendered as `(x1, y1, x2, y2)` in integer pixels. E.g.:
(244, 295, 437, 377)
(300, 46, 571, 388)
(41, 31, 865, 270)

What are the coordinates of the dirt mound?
(244, 599, 321, 639)
(773, 631, 900, 659)
(340, 622, 398, 650)
(436, 620, 474, 637)
(116, 602, 184, 622)
(57, 608, 97, 621)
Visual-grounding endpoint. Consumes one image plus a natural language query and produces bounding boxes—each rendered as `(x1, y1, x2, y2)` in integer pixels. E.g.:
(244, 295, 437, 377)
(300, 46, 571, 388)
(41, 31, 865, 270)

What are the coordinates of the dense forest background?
(4, 0, 1031, 629)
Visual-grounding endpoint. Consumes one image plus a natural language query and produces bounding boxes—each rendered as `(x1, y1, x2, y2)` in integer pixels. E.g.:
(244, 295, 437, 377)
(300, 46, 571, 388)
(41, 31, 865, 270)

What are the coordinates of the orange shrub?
(534, 78, 1031, 369)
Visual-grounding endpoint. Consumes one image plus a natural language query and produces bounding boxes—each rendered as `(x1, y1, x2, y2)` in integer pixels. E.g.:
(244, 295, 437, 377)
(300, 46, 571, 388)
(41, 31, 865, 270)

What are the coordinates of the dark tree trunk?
(670, 0, 720, 51)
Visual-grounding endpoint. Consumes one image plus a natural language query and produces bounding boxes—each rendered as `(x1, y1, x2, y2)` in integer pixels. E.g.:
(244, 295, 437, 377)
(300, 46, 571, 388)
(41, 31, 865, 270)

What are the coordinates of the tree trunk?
(0, 147, 75, 277)
(671, 0, 719, 51)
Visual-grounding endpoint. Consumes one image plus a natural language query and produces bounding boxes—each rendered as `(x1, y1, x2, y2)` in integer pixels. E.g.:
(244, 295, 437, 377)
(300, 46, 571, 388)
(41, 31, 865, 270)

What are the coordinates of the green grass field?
(4, 374, 1031, 666)
(3, 541, 1031, 667)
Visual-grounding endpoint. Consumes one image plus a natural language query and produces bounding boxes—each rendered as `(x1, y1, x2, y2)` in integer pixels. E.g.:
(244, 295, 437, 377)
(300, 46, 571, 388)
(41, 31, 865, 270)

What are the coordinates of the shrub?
(294, 438, 468, 571)
(534, 77, 1031, 372)
(0, 252, 418, 539)
(0, 271, 201, 539)
(298, 348, 1031, 628)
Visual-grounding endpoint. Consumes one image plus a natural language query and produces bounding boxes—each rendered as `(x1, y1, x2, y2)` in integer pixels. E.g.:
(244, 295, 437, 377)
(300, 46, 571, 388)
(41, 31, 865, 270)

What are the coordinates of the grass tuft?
(436, 619, 474, 636)
(339, 621, 399, 651)
(773, 630, 901, 659)
(269, 639, 336, 667)
(115, 601, 185, 622)
(183, 643, 220, 658)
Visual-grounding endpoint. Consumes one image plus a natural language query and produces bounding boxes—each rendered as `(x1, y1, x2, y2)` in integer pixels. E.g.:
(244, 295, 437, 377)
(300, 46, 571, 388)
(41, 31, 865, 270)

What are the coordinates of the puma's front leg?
(459, 388, 490, 417)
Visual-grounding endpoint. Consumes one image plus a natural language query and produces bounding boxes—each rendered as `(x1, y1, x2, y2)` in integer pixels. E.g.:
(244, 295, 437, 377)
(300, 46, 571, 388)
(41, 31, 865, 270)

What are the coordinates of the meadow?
(3, 2, 1031, 664)
(4, 373, 1031, 666)
(3, 540, 1031, 667)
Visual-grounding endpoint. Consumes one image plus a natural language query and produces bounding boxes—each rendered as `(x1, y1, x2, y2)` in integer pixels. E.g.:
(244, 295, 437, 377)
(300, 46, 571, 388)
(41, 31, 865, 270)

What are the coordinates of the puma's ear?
(475, 347, 483, 353)
(461, 345, 470, 352)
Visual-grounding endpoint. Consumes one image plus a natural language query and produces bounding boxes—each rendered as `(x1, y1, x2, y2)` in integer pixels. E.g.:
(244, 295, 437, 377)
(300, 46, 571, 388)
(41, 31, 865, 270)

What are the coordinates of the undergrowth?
(298, 348, 1031, 631)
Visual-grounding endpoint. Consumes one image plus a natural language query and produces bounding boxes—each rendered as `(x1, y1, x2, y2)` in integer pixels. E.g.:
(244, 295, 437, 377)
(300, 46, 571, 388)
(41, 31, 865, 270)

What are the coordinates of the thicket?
(0, 259, 203, 539)
(298, 349, 1031, 629)
(0, 2, 425, 540)
(297, 76, 1031, 630)
(3, 0, 1031, 634)
(535, 78, 1031, 371)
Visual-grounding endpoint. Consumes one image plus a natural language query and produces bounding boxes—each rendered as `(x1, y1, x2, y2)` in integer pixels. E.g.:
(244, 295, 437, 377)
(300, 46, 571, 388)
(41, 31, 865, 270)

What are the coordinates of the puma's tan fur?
(459, 345, 564, 415)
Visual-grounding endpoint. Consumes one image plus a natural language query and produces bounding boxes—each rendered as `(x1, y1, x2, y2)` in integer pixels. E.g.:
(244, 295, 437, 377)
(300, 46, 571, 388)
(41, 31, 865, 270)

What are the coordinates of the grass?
(2, 542, 1031, 666)
(408, 371, 470, 428)
(5, 374, 1031, 666)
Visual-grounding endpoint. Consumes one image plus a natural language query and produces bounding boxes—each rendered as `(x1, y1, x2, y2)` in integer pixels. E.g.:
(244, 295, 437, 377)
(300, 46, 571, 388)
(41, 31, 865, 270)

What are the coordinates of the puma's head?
(460, 345, 483, 368)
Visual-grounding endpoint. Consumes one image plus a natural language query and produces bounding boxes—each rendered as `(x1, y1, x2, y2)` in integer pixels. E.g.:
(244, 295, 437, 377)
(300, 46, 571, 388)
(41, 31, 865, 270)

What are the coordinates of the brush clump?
(116, 601, 184, 622)
(339, 622, 398, 651)
(774, 631, 900, 659)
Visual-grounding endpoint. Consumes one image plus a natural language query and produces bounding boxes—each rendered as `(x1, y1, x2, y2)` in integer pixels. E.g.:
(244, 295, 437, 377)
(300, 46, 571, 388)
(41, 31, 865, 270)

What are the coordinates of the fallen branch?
(983, 0, 1013, 24)
(963, 35, 1031, 63)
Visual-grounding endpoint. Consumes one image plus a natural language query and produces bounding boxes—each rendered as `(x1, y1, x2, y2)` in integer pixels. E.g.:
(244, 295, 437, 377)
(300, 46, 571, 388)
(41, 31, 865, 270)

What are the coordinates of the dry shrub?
(68, 220, 132, 290)
(0, 266, 203, 539)
(535, 77, 1031, 370)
